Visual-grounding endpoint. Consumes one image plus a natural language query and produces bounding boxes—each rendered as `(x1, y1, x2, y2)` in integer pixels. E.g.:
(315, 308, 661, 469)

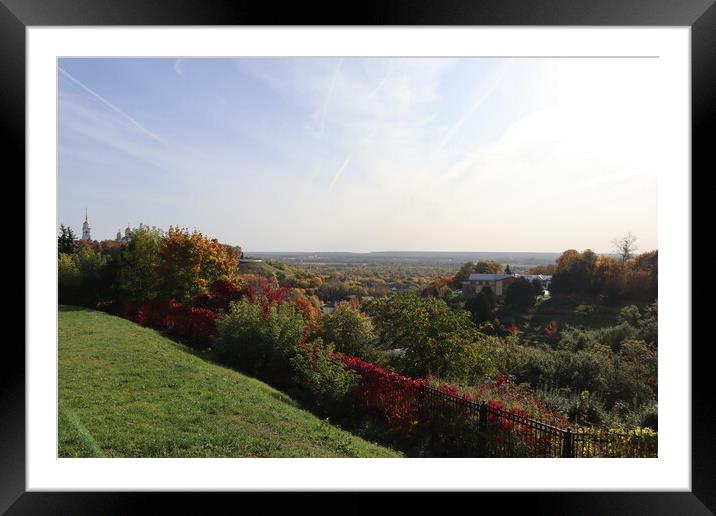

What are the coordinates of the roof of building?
(468, 273, 515, 281)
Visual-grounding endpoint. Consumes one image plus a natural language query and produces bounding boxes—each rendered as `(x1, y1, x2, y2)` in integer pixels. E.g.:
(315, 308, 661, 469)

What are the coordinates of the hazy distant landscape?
(247, 251, 563, 267)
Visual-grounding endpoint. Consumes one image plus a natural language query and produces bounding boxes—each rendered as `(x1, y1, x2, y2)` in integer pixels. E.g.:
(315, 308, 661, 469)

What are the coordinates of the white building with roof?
(463, 273, 518, 297)
(462, 273, 552, 297)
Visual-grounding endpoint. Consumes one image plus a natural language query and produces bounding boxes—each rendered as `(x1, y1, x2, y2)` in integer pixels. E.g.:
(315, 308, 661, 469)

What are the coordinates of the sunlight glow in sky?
(58, 57, 659, 253)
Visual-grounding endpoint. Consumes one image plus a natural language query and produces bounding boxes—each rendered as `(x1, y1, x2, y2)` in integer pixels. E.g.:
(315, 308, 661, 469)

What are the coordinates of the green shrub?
(638, 301, 658, 345)
(464, 291, 493, 324)
(398, 334, 498, 384)
(575, 304, 597, 315)
(58, 247, 115, 307)
(289, 339, 359, 417)
(214, 296, 306, 378)
(315, 302, 379, 361)
(117, 224, 164, 301)
(617, 304, 642, 326)
(58, 253, 81, 304)
(364, 293, 477, 379)
(557, 323, 639, 353)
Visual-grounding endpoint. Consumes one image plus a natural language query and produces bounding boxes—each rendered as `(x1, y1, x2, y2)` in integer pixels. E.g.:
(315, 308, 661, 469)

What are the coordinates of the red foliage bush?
(208, 278, 242, 311)
(165, 301, 219, 348)
(192, 293, 213, 310)
(242, 277, 290, 306)
(341, 355, 426, 435)
(191, 279, 243, 312)
(134, 297, 171, 327)
(293, 296, 321, 344)
(124, 297, 218, 350)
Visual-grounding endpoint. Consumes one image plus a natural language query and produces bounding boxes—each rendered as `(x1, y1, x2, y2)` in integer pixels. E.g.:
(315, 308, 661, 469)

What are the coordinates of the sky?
(58, 57, 659, 253)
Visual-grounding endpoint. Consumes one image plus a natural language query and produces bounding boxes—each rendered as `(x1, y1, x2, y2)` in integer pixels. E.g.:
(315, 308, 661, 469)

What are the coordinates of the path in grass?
(58, 306, 401, 458)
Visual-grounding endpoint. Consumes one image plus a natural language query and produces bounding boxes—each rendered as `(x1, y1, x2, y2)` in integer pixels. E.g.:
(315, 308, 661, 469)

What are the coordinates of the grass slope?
(238, 260, 294, 280)
(58, 306, 400, 458)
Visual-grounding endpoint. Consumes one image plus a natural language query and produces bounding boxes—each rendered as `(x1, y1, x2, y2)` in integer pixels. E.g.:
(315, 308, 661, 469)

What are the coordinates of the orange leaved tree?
(156, 226, 239, 302)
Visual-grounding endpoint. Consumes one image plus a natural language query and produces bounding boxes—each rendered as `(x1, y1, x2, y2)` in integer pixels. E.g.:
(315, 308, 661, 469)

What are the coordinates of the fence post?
(563, 428, 573, 458)
(479, 401, 487, 432)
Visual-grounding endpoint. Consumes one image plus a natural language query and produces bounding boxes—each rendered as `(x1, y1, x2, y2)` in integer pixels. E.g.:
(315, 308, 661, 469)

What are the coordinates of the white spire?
(81, 209, 92, 241)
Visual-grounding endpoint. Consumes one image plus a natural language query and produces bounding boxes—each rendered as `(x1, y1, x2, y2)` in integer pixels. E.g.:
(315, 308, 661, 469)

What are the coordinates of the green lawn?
(527, 296, 621, 329)
(58, 306, 401, 458)
(509, 297, 625, 347)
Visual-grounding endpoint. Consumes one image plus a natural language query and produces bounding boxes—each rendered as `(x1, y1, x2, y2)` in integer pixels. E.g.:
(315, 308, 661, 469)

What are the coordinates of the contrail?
(367, 61, 397, 99)
(326, 131, 374, 190)
(58, 66, 164, 143)
(328, 156, 351, 191)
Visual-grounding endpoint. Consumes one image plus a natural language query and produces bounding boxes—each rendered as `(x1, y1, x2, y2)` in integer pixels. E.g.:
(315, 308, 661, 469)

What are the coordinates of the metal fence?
(417, 384, 657, 458)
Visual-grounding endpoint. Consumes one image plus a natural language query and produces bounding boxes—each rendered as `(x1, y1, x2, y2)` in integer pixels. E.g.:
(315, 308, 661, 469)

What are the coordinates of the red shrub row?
(124, 298, 219, 349)
(341, 355, 557, 455)
(341, 355, 426, 434)
(165, 301, 220, 348)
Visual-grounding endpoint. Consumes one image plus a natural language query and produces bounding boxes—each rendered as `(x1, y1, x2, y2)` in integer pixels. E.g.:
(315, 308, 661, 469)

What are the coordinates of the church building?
(116, 224, 134, 243)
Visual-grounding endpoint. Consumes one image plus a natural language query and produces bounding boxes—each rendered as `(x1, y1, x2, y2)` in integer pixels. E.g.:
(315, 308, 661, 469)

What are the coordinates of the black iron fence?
(417, 384, 657, 458)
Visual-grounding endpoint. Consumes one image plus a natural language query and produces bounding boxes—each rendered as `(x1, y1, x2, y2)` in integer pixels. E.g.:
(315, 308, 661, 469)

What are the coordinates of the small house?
(462, 273, 519, 297)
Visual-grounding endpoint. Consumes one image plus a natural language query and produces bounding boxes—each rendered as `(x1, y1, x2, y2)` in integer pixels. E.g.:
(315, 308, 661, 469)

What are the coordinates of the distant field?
(58, 306, 401, 458)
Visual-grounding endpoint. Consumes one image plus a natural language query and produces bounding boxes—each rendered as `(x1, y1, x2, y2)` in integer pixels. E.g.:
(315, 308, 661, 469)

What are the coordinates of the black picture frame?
(6, 0, 713, 513)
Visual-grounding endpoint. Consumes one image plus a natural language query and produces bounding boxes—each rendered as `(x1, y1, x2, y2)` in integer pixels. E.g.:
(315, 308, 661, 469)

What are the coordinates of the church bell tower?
(81, 208, 92, 241)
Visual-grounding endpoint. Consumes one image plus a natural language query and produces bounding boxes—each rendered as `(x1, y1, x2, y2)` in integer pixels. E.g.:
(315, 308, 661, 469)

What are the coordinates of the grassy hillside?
(238, 260, 295, 280)
(58, 306, 401, 458)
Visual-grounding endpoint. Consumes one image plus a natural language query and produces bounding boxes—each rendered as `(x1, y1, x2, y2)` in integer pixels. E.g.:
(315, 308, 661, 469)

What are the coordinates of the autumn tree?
(528, 263, 556, 275)
(551, 249, 598, 297)
(451, 261, 477, 287)
(475, 260, 503, 274)
(592, 255, 621, 301)
(556, 249, 581, 271)
(421, 275, 453, 298)
(157, 226, 239, 302)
